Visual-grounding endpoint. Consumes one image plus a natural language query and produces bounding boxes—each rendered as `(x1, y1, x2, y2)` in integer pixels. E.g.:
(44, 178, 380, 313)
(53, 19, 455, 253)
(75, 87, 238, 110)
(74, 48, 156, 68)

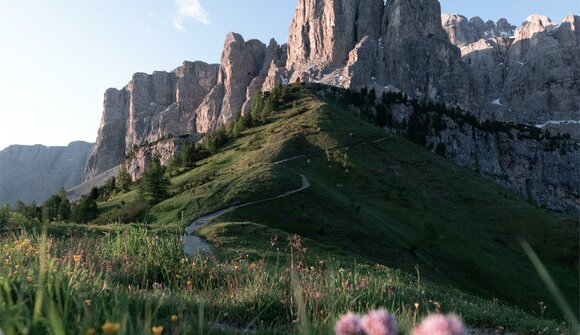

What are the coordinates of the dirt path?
(183, 135, 389, 256)
(183, 174, 310, 256)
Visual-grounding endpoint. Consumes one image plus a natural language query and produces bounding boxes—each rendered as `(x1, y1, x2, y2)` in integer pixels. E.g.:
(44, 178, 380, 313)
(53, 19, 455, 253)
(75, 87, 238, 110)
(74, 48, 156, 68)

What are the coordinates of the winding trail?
(183, 174, 310, 256)
(182, 135, 389, 256)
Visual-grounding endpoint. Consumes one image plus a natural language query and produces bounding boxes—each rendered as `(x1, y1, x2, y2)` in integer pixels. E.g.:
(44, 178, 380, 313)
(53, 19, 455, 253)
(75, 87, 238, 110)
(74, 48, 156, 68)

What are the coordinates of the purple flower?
(411, 314, 466, 335)
(335, 312, 364, 335)
(361, 309, 398, 335)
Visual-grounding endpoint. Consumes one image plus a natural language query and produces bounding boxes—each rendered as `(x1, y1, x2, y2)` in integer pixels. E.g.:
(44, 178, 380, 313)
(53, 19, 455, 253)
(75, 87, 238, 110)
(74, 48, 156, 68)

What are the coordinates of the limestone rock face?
(84, 88, 128, 182)
(441, 14, 515, 47)
(425, 121, 579, 214)
(286, 0, 384, 81)
(441, 14, 476, 47)
(0, 142, 92, 205)
(341, 36, 381, 89)
(195, 33, 267, 132)
(125, 139, 183, 181)
(378, 0, 472, 104)
(285, 0, 473, 106)
(85, 33, 283, 180)
(242, 39, 288, 113)
(448, 14, 580, 129)
(84, 61, 219, 181)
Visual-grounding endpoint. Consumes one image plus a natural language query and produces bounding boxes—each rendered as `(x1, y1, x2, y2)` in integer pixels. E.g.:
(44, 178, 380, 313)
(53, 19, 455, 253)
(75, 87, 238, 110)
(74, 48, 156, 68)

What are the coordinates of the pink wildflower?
(411, 314, 466, 335)
(335, 312, 364, 335)
(361, 309, 398, 335)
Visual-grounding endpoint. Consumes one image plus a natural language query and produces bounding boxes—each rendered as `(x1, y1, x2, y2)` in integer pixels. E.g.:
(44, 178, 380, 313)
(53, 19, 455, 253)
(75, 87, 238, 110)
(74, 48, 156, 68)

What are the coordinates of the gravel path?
(182, 174, 310, 256)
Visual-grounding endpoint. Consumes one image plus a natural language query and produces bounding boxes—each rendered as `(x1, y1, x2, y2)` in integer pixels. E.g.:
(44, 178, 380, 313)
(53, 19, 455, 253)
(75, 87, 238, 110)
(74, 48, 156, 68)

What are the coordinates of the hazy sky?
(0, 0, 577, 150)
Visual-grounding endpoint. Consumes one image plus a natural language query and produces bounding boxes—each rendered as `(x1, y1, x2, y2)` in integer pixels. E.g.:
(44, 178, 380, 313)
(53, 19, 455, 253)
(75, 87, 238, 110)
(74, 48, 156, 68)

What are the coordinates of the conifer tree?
(139, 159, 171, 205)
(117, 164, 132, 192)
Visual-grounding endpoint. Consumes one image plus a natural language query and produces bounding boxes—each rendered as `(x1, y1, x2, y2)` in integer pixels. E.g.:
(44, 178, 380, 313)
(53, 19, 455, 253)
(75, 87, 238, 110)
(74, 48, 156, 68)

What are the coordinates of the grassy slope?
(96, 88, 578, 327)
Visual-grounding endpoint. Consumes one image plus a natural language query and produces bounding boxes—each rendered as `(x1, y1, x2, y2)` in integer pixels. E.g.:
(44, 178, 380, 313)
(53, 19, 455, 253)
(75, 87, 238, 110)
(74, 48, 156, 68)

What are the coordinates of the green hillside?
(2, 84, 577, 334)
(215, 92, 579, 312)
(102, 84, 578, 316)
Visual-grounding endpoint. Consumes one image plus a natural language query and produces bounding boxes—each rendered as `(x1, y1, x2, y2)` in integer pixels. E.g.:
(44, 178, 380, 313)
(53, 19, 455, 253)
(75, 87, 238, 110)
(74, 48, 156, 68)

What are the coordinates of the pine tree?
(42, 187, 71, 222)
(369, 88, 377, 102)
(139, 159, 171, 205)
(117, 165, 132, 192)
(250, 90, 265, 121)
(375, 104, 388, 128)
(72, 195, 99, 224)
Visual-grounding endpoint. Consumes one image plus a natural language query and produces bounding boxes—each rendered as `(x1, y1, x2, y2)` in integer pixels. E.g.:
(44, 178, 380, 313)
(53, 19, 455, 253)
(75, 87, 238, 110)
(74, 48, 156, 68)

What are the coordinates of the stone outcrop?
(85, 33, 288, 180)
(286, 0, 473, 107)
(195, 33, 268, 133)
(0, 141, 92, 205)
(443, 14, 580, 134)
(84, 61, 220, 181)
(242, 39, 287, 113)
(379, 0, 472, 104)
(441, 14, 516, 47)
(125, 138, 186, 181)
(287, 0, 384, 81)
(427, 124, 579, 213)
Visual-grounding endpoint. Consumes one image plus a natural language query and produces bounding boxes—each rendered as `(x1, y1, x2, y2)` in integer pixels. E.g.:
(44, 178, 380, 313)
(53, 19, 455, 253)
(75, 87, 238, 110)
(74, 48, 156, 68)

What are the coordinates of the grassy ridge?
(212, 91, 578, 315)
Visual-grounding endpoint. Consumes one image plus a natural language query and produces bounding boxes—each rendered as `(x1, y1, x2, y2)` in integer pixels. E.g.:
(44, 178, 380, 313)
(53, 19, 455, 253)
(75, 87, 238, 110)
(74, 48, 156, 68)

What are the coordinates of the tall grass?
(0, 224, 572, 334)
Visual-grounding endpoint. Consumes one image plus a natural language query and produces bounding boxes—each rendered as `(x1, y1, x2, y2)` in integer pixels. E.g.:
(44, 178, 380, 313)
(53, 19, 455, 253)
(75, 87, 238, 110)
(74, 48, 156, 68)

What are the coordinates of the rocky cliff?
(442, 14, 580, 134)
(84, 61, 220, 181)
(0, 141, 92, 205)
(84, 35, 287, 181)
(381, 101, 579, 213)
(442, 14, 516, 47)
(286, 0, 473, 106)
(82, 0, 579, 214)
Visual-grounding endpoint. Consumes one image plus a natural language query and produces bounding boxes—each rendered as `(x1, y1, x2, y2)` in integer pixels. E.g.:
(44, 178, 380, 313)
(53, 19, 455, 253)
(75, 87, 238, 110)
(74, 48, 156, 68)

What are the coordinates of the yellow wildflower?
(87, 327, 96, 335)
(73, 254, 81, 263)
(101, 322, 120, 335)
(171, 315, 179, 322)
(152, 325, 164, 335)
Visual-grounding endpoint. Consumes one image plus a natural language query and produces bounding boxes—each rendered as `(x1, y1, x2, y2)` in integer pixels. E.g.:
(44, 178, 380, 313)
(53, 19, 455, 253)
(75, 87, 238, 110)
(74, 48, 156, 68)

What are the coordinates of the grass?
(2, 86, 577, 334)
(0, 223, 573, 334)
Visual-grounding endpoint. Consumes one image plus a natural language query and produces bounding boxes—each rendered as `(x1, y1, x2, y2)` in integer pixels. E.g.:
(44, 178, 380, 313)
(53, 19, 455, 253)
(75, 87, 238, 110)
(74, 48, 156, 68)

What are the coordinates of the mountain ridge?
(79, 0, 578, 214)
(0, 141, 92, 205)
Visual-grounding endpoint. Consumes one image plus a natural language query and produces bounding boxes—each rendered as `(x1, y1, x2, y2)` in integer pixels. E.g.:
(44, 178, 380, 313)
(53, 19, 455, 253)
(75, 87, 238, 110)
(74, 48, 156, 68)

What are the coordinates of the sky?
(0, 0, 578, 150)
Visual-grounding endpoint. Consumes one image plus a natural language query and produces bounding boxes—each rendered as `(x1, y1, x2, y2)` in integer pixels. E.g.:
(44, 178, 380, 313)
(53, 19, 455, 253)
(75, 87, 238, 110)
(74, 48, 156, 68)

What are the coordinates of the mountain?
(82, 0, 579, 213)
(0, 141, 92, 205)
(442, 14, 580, 133)
(442, 14, 516, 47)
(97, 85, 579, 321)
